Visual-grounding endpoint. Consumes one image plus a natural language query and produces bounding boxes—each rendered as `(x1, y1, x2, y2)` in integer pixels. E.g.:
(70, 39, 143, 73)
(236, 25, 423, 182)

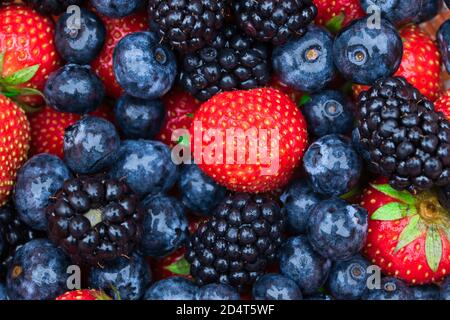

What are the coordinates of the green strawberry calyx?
(165, 257, 191, 276)
(370, 183, 449, 272)
(325, 13, 346, 33)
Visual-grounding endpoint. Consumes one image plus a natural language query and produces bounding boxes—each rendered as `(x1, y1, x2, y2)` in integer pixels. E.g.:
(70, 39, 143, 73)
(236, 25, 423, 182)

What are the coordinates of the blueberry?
(414, 0, 443, 23)
(279, 236, 331, 295)
(333, 17, 403, 85)
(303, 134, 362, 197)
(115, 94, 165, 139)
(363, 277, 414, 300)
(303, 90, 355, 138)
(352, 128, 372, 163)
(109, 140, 179, 197)
(280, 180, 322, 234)
(360, 0, 422, 25)
(0, 283, 7, 300)
(327, 255, 371, 300)
(89, 252, 151, 300)
(113, 32, 177, 99)
(13, 154, 72, 231)
(55, 8, 106, 64)
(308, 199, 368, 261)
(0, 231, 3, 257)
(64, 117, 120, 174)
(140, 194, 189, 257)
(197, 283, 240, 300)
(441, 277, 450, 300)
(252, 273, 303, 300)
(411, 284, 441, 300)
(178, 165, 227, 216)
(44, 64, 105, 114)
(6, 239, 70, 300)
(91, 0, 143, 18)
(437, 20, 450, 74)
(144, 277, 199, 300)
(304, 293, 333, 300)
(23, 0, 85, 16)
(272, 26, 336, 93)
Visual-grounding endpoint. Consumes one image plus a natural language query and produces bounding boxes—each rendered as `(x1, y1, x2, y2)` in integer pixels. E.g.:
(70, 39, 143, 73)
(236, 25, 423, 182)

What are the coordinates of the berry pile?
(0, 0, 448, 302)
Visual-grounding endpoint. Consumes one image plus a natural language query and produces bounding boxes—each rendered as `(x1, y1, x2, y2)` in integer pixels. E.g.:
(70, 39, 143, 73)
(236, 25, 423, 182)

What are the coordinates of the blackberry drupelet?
(180, 25, 271, 101)
(23, 0, 85, 16)
(233, 0, 317, 46)
(148, 0, 226, 54)
(0, 204, 44, 280)
(47, 175, 144, 266)
(357, 77, 450, 193)
(186, 193, 285, 291)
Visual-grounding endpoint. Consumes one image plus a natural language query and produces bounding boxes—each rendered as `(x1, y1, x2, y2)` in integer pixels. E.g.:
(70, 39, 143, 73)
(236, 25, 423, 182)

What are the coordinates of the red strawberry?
(0, 95, 30, 206)
(313, 0, 365, 33)
(434, 90, 450, 119)
(190, 88, 308, 193)
(91, 10, 148, 99)
(28, 104, 115, 159)
(353, 25, 442, 101)
(156, 88, 200, 148)
(0, 4, 61, 106)
(56, 290, 112, 301)
(360, 178, 450, 285)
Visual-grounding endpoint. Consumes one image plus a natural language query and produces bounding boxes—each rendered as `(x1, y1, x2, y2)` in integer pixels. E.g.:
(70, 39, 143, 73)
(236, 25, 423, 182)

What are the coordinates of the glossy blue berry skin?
(115, 94, 165, 139)
(279, 236, 331, 296)
(109, 140, 179, 197)
(280, 180, 322, 235)
(13, 154, 72, 231)
(64, 117, 120, 175)
(441, 277, 450, 300)
(252, 273, 303, 300)
(360, 0, 422, 25)
(352, 128, 371, 163)
(44, 64, 105, 114)
(333, 17, 403, 85)
(411, 284, 441, 300)
(91, 0, 143, 18)
(414, 0, 443, 23)
(272, 26, 336, 93)
(144, 277, 199, 300)
(178, 164, 227, 216)
(308, 199, 368, 261)
(140, 194, 189, 258)
(197, 284, 240, 300)
(6, 239, 70, 300)
(304, 293, 333, 300)
(303, 90, 355, 138)
(55, 8, 106, 64)
(0, 283, 7, 300)
(363, 277, 414, 300)
(437, 20, 450, 74)
(113, 32, 177, 100)
(0, 231, 3, 257)
(303, 134, 362, 197)
(89, 252, 151, 300)
(327, 255, 371, 300)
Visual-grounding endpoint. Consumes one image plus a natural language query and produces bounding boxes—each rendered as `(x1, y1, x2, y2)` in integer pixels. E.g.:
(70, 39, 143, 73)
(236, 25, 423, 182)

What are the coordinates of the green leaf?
(325, 13, 345, 33)
(340, 187, 361, 200)
(1, 64, 39, 85)
(370, 184, 416, 205)
(165, 258, 190, 275)
(178, 134, 190, 147)
(425, 226, 443, 272)
(298, 95, 311, 107)
(371, 202, 417, 221)
(186, 113, 194, 119)
(395, 215, 426, 253)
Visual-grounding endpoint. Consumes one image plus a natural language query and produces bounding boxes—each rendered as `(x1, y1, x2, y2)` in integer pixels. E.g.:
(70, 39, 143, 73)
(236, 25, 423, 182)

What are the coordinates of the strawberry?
(434, 90, 450, 119)
(28, 103, 115, 159)
(190, 88, 308, 193)
(313, 0, 365, 33)
(353, 25, 442, 101)
(56, 290, 112, 301)
(156, 88, 200, 148)
(91, 10, 148, 99)
(360, 178, 450, 285)
(0, 4, 61, 106)
(0, 94, 30, 206)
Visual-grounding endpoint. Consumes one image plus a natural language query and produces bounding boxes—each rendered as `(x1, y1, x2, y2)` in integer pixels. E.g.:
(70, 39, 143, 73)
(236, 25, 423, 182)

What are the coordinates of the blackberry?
(180, 25, 271, 101)
(357, 77, 450, 193)
(186, 193, 285, 291)
(0, 204, 44, 280)
(47, 175, 144, 266)
(148, 0, 226, 54)
(233, 0, 317, 46)
(23, 0, 85, 16)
